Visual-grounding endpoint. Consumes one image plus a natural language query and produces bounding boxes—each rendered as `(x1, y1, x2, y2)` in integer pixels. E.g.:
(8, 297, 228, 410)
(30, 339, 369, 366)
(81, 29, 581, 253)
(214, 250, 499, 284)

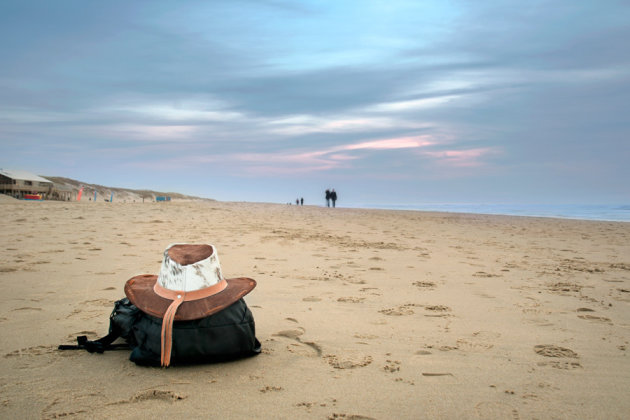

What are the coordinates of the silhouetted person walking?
(325, 189, 331, 207)
(331, 189, 337, 208)
(300, 197, 304, 206)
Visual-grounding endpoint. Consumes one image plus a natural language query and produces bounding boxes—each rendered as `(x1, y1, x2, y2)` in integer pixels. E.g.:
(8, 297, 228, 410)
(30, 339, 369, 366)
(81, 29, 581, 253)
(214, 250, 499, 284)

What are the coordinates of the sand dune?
(43, 176, 211, 202)
(1, 200, 629, 419)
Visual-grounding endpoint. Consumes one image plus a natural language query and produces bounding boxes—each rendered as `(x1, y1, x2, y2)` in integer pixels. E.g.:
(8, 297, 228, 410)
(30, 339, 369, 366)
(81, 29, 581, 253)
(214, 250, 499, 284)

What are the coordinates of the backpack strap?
(59, 297, 139, 353)
(58, 330, 129, 353)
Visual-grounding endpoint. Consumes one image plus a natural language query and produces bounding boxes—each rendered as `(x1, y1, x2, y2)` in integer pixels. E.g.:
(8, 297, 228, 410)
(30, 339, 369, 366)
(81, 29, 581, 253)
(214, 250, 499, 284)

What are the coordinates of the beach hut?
(49, 184, 76, 201)
(0, 169, 54, 200)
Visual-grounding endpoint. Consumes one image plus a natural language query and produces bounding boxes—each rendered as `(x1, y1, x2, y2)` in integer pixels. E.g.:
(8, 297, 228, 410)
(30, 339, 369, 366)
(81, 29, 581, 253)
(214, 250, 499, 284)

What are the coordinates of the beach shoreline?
(1, 200, 629, 419)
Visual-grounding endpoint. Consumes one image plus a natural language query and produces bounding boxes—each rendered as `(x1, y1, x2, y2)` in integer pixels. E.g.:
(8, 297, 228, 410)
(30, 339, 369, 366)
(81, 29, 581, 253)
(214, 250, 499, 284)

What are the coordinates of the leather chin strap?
(154, 279, 228, 367)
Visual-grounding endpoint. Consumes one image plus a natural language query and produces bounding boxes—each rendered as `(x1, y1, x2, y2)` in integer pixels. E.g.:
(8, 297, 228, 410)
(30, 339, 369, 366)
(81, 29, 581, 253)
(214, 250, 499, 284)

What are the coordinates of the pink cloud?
(328, 153, 359, 161)
(343, 136, 433, 151)
(421, 147, 499, 167)
(228, 136, 433, 168)
(146, 135, 438, 175)
(265, 116, 424, 136)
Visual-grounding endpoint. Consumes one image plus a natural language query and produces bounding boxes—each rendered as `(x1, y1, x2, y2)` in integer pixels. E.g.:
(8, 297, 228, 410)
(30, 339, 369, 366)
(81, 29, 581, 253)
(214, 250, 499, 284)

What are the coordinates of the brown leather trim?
(154, 279, 227, 302)
(124, 275, 256, 321)
(160, 296, 183, 367)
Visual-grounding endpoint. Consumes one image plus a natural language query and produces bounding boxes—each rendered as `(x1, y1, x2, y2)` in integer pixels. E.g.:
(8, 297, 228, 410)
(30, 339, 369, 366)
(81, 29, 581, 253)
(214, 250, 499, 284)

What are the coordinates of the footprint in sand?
(12, 306, 43, 312)
(455, 331, 499, 352)
(538, 360, 582, 370)
(259, 386, 283, 393)
(354, 334, 379, 340)
(4, 345, 59, 369)
(328, 414, 375, 420)
(534, 344, 582, 369)
(383, 360, 401, 373)
(4, 345, 56, 358)
(534, 344, 578, 358)
(65, 307, 103, 320)
(424, 305, 450, 312)
(473, 271, 501, 278)
(412, 281, 436, 289)
(379, 304, 418, 316)
(524, 317, 554, 327)
(358, 287, 381, 296)
(577, 314, 612, 324)
(337, 297, 365, 303)
(547, 282, 582, 294)
(287, 342, 320, 356)
(296, 398, 338, 412)
(456, 339, 494, 352)
(423, 305, 451, 317)
(610, 263, 630, 271)
(116, 389, 186, 404)
(274, 328, 322, 357)
(324, 353, 372, 369)
(274, 329, 304, 339)
(345, 278, 367, 285)
(80, 298, 113, 307)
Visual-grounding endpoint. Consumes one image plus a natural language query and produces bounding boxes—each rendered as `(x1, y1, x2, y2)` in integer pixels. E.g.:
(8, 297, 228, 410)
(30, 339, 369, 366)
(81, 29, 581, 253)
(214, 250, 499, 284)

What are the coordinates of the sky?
(1, 0, 629, 206)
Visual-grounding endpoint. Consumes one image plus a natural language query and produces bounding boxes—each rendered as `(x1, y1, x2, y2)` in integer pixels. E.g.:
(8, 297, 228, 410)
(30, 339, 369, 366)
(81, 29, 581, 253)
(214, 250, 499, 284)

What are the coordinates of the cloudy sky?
(1, 0, 629, 206)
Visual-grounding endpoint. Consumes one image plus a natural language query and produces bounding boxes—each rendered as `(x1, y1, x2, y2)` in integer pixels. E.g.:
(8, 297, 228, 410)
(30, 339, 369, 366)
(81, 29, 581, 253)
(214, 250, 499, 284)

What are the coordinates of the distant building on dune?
(50, 183, 75, 201)
(0, 169, 73, 201)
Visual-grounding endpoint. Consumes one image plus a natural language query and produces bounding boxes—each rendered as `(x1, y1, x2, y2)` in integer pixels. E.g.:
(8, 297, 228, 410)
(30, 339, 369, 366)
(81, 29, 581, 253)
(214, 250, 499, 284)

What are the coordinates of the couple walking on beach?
(325, 189, 337, 208)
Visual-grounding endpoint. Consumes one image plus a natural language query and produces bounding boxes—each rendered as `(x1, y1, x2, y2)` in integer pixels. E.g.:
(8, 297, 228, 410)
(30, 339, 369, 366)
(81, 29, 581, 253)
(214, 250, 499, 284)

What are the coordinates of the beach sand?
(1, 200, 629, 419)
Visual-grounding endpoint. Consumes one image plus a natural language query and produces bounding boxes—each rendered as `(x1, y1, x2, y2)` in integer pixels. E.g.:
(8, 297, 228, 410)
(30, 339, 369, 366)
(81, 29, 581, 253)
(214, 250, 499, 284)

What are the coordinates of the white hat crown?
(157, 243, 224, 292)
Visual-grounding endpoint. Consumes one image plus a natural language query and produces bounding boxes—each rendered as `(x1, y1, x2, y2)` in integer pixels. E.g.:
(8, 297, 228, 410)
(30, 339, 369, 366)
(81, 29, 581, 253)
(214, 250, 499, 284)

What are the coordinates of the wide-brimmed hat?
(124, 243, 256, 367)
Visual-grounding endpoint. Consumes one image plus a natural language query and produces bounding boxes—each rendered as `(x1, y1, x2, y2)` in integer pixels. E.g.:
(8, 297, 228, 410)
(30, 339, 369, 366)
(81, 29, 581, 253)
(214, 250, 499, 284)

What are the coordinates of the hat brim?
(125, 274, 256, 321)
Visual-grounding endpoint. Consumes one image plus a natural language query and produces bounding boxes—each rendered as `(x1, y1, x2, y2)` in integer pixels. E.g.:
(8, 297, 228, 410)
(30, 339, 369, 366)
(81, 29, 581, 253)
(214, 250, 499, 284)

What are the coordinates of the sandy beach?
(1, 199, 629, 419)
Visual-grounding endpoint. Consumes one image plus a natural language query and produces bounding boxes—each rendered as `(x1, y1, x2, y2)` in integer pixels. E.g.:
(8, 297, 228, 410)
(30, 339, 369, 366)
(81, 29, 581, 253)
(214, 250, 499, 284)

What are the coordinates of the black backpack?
(59, 297, 261, 366)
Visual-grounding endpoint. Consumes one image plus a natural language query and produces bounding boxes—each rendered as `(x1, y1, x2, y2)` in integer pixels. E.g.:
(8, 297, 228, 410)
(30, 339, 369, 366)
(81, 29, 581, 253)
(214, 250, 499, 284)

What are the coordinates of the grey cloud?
(1, 0, 628, 204)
